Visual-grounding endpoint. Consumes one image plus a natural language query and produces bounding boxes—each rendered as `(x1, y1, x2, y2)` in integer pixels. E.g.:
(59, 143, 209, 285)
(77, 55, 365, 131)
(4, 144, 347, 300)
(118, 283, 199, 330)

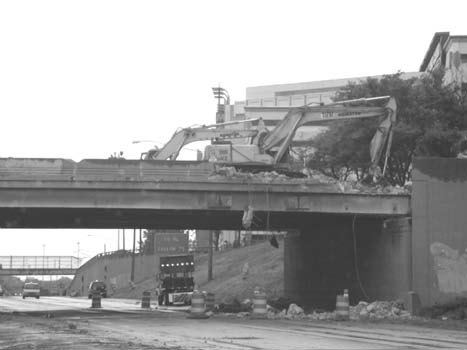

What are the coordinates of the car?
(88, 281, 107, 299)
(22, 282, 40, 299)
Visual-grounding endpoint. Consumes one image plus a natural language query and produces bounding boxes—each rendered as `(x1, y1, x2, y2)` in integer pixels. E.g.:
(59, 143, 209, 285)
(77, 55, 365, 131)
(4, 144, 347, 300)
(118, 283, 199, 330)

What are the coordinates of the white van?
(22, 282, 40, 299)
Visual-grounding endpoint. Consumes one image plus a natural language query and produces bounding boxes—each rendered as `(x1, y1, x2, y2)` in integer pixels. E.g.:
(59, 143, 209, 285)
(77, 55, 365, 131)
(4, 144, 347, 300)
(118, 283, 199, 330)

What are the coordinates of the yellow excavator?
(143, 96, 397, 179)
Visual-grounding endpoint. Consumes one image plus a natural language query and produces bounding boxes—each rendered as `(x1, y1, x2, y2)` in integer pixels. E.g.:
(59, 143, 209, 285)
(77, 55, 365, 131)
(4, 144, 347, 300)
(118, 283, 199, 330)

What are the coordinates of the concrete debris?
(218, 299, 415, 322)
(268, 297, 295, 311)
(287, 303, 305, 316)
(265, 300, 413, 321)
(336, 180, 411, 195)
(210, 167, 293, 182)
(217, 298, 252, 313)
(350, 300, 411, 320)
(209, 166, 411, 195)
(242, 299, 253, 308)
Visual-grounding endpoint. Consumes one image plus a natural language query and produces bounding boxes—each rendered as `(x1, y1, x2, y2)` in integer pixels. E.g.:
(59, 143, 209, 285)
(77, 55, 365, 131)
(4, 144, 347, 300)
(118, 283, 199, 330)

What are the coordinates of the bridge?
(0, 158, 410, 230)
(0, 157, 413, 309)
(0, 256, 79, 276)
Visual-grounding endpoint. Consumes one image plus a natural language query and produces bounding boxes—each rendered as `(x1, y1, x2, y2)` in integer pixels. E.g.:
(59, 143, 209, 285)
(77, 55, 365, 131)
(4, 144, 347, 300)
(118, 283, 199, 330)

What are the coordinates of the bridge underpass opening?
(0, 209, 412, 309)
(285, 215, 411, 309)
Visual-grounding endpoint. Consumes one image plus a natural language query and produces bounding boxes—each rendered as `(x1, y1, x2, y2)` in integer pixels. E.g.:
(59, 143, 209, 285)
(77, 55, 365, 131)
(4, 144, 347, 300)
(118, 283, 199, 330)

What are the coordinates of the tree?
(308, 70, 467, 185)
(140, 230, 155, 254)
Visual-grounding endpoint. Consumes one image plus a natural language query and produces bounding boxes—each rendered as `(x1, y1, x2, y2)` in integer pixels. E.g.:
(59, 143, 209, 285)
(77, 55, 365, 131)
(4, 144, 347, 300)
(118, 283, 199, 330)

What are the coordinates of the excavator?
(143, 96, 397, 179)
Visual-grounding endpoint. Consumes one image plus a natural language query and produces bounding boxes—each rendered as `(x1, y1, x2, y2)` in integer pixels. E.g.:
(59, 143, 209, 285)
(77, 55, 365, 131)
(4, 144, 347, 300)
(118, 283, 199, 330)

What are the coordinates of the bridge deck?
(0, 158, 410, 229)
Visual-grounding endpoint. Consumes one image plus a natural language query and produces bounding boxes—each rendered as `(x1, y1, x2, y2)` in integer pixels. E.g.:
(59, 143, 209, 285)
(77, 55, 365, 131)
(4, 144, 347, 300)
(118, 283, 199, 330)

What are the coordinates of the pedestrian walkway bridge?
(0, 256, 79, 276)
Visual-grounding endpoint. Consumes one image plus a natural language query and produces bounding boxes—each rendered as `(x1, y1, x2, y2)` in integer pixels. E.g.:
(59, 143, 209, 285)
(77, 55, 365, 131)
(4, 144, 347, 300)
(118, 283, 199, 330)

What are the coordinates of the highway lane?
(1, 296, 467, 349)
(0, 295, 155, 313)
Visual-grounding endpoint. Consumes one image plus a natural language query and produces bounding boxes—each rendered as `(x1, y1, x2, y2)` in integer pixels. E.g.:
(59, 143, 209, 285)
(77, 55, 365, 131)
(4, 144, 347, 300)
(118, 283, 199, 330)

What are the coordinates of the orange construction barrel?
(188, 291, 209, 319)
(335, 290, 349, 321)
(252, 291, 267, 318)
(205, 292, 215, 312)
(141, 291, 151, 308)
(91, 291, 101, 309)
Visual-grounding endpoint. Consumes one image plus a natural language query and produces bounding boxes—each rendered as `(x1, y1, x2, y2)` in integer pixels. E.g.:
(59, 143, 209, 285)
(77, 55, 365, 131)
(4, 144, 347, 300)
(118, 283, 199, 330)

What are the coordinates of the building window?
(461, 54, 467, 64)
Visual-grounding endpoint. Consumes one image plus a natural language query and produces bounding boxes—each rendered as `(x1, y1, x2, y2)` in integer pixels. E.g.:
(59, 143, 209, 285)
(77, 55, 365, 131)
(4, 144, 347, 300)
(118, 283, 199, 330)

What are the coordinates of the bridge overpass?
(0, 158, 410, 230)
(0, 157, 414, 309)
(0, 255, 79, 276)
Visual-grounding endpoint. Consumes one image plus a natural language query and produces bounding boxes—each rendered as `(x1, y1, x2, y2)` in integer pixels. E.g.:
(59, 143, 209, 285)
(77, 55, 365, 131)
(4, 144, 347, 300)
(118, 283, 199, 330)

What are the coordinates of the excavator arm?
(261, 96, 397, 177)
(147, 119, 266, 160)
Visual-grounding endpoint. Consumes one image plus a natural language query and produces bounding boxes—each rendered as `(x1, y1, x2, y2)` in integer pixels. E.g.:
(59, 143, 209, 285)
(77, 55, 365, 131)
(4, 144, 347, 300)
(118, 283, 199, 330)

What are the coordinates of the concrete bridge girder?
(0, 180, 410, 229)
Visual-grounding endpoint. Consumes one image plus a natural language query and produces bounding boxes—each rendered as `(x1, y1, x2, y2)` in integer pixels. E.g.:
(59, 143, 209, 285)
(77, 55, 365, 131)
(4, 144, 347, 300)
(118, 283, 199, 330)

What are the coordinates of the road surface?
(1, 296, 467, 349)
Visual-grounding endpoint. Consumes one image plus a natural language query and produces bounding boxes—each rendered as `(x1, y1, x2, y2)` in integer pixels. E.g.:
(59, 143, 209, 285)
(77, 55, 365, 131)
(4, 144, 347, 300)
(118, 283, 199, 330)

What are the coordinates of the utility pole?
(42, 244, 45, 282)
(123, 228, 126, 250)
(208, 231, 213, 281)
(118, 229, 120, 250)
(139, 229, 142, 252)
(131, 228, 136, 282)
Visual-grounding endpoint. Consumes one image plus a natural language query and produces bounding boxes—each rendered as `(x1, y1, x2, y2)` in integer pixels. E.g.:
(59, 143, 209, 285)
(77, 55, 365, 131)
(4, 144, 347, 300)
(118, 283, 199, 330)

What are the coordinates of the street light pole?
(77, 242, 80, 265)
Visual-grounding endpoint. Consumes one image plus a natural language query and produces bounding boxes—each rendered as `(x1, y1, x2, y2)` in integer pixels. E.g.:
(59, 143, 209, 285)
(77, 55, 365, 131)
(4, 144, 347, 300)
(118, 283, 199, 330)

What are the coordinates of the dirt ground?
(2, 305, 467, 350)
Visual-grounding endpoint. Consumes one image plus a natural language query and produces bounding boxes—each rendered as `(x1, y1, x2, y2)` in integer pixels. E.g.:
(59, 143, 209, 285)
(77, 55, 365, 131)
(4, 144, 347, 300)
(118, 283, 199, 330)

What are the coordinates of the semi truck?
(158, 254, 195, 306)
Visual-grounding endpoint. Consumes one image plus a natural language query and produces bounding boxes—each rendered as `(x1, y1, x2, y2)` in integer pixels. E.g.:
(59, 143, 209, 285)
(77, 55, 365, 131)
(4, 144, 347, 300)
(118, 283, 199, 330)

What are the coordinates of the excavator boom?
(147, 119, 265, 160)
(144, 94, 396, 180)
(261, 96, 396, 176)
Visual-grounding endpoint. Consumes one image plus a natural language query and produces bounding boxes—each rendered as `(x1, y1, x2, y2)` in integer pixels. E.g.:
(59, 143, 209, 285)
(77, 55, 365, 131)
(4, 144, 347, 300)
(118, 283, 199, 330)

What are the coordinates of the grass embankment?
(112, 239, 284, 302)
(194, 239, 284, 302)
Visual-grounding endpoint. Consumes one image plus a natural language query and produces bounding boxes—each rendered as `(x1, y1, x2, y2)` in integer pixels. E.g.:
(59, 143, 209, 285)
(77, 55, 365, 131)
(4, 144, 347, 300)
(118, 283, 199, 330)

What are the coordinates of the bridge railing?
(0, 256, 80, 270)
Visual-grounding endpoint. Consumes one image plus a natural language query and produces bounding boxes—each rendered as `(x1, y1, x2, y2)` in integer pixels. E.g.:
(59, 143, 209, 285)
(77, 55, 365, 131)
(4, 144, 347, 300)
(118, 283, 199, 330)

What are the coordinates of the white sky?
(0, 0, 466, 259)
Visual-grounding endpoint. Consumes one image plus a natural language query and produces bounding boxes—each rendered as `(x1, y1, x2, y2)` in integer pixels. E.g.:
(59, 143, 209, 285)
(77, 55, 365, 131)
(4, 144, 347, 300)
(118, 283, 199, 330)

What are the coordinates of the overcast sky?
(0, 0, 466, 260)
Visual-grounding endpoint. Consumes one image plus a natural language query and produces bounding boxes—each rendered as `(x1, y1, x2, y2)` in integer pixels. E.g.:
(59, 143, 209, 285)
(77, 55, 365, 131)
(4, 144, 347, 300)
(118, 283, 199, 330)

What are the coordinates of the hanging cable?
(352, 214, 370, 301)
(266, 186, 270, 230)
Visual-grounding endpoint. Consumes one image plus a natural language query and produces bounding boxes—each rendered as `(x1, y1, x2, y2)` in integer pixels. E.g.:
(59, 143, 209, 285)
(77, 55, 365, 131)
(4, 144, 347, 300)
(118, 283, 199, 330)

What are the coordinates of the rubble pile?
(216, 298, 252, 313)
(265, 300, 412, 321)
(351, 300, 412, 320)
(209, 166, 411, 195)
(336, 181, 411, 195)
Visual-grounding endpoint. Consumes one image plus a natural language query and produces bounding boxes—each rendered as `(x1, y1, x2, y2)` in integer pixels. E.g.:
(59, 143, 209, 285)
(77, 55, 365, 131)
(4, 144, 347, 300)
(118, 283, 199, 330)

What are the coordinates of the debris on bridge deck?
(209, 166, 411, 195)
